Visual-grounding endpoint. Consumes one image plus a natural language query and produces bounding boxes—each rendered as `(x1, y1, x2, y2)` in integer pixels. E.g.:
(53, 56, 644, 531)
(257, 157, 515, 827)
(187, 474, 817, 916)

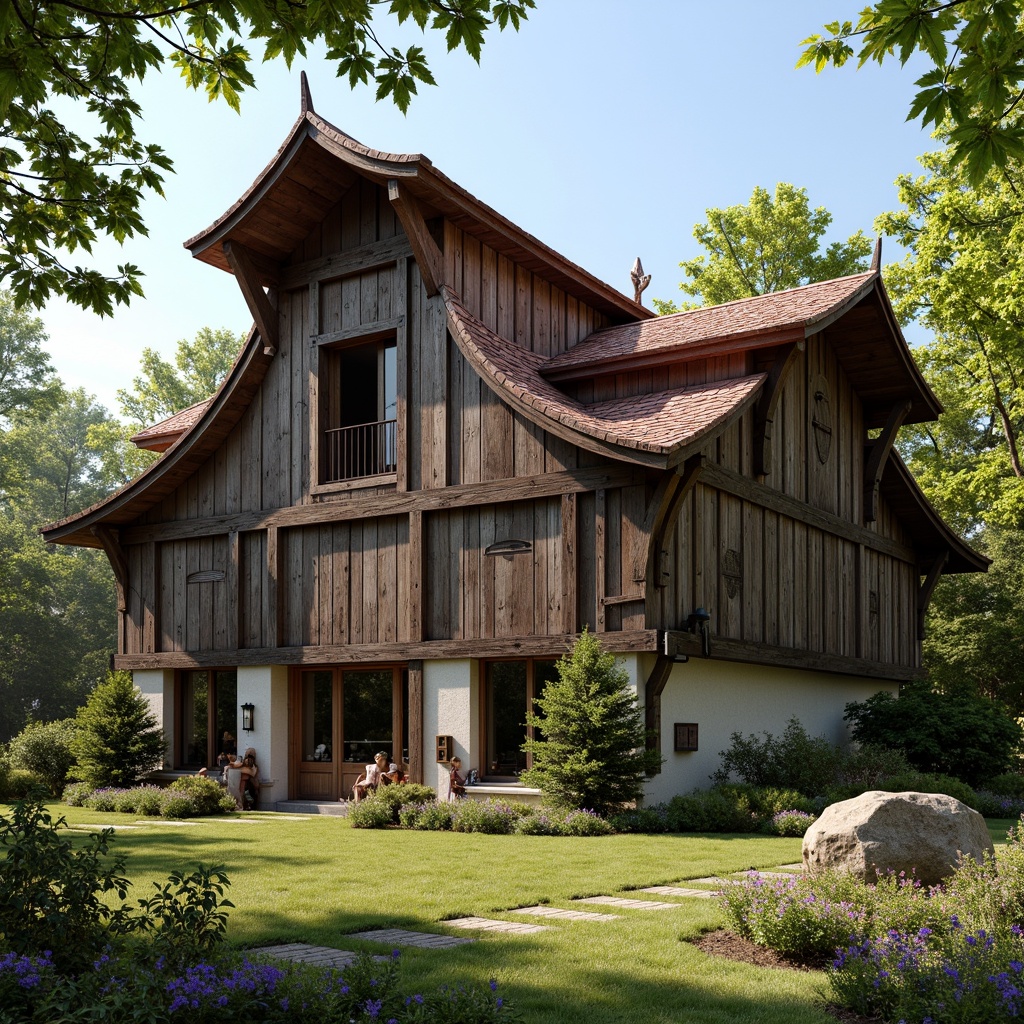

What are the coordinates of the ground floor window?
(482, 659, 558, 780)
(178, 669, 237, 769)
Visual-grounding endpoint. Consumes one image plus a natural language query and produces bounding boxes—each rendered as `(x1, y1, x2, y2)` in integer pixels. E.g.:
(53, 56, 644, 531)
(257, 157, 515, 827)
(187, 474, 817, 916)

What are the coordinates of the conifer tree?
(71, 672, 166, 788)
(520, 630, 661, 814)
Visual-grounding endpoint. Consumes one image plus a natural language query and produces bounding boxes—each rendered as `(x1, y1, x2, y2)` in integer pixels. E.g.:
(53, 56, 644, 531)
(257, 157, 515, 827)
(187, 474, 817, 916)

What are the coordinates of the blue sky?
(39, 1, 936, 414)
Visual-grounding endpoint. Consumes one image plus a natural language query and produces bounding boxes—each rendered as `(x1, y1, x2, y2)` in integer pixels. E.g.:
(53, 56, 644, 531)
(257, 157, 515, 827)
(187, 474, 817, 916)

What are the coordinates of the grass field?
(38, 806, 1019, 1024)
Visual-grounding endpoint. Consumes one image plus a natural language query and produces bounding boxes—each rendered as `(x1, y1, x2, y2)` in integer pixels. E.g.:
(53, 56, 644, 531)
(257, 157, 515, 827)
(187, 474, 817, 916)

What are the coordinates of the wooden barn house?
(42, 86, 985, 807)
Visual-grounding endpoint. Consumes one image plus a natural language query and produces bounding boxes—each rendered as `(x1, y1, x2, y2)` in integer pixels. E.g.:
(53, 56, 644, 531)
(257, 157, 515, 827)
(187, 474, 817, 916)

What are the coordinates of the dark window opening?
(179, 669, 237, 769)
(482, 659, 557, 780)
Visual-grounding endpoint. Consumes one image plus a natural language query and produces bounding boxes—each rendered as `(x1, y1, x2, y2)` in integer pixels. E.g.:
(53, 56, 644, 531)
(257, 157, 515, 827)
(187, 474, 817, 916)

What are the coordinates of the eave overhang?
(184, 111, 651, 324)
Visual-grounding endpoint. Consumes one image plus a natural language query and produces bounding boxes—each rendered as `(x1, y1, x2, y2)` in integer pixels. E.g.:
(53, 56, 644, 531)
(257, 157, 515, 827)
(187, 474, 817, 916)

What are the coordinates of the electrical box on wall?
(674, 723, 698, 752)
(435, 735, 454, 762)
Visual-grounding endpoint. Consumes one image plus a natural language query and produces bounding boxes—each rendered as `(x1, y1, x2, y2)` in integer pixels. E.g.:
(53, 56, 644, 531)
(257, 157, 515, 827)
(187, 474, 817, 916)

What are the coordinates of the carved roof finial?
(870, 236, 882, 272)
(630, 257, 651, 304)
(300, 71, 314, 114)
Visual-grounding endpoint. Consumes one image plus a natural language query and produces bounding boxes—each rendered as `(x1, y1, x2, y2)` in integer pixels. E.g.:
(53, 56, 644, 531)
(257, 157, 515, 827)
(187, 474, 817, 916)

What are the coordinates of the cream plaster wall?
(237, 665, 289, 809)
(422, 660, 476, 795)
(641, 656, 900, 805)
(132, 669, 175, 768)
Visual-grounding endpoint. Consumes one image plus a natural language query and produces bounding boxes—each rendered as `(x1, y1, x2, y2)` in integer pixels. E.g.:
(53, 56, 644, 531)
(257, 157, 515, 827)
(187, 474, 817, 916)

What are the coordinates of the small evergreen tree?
(71, 672, 165, 788)
(520, 630, 662, 814)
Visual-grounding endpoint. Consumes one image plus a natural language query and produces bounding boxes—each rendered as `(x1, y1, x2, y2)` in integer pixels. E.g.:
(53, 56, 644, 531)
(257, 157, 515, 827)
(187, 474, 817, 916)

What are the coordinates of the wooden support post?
(223, 240, 280, 356)
(226, 530, 240, 652)
(408, 510, 424, 642)
(643, 654, 674, 773)
(266, 525, 282, 648)
(917, 551, 949, 641)
(595, 489, 606, 631)
(388, 180, 443, 297)
(560, 493, 577, 635)
(864, 399, 912, 523)
(753, 343, 801, 477)
(407, 660, 424, 784)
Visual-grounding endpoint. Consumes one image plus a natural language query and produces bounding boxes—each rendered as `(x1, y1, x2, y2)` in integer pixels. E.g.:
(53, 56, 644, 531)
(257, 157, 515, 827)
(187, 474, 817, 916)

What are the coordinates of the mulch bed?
(688, 930, 880, 1023)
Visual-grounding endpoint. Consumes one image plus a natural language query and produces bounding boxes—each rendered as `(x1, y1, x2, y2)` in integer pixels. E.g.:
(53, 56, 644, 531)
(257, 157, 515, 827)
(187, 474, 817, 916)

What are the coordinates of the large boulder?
(802, 790, 994, 886)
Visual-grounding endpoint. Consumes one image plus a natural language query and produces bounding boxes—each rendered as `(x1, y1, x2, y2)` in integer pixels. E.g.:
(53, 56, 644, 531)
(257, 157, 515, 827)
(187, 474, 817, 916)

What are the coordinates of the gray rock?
(802, 790, 994, 886)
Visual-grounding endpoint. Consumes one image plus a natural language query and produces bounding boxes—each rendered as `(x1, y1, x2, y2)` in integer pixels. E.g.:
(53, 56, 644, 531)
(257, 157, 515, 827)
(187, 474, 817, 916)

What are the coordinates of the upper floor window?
(320, 338, 397, 484)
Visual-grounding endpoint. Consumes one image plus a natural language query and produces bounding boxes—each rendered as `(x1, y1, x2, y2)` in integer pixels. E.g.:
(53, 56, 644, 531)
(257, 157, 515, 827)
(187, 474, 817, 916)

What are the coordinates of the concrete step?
(274, 799, 349, 816)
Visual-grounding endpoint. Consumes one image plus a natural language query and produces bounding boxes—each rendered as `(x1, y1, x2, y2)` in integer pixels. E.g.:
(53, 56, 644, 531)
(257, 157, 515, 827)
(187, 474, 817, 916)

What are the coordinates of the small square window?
(674, 723, 698, 752)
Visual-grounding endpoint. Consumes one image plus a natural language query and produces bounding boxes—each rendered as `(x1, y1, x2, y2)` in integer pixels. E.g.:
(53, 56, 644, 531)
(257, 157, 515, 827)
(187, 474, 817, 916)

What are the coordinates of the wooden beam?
(864, 399, 912, 523)
(312, 316, 405, 348)
(408, 510, 424, 643)
(407, 660, 423, 783)
(643, 655, 674, 772)
(223, 240, 280, 356)
(122, 466, 642, 545)
(280, 236, 412, 291)
(226, 530, 240, 652)
(753, 343, 801, 477)
(641, 455, 704, 590)
(560, 493, 578, 635)
(388, 180, 444, 297)
(917, 550, 949, 641)
(113, 629, 662, 670)
(265, 525, 282, 648)
(699, 462, 917, 564)
(92, 526, 128, 611)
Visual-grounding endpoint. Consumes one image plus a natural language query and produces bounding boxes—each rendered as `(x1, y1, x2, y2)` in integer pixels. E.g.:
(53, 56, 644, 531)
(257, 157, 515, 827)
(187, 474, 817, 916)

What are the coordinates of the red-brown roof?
(443, 287, 765, 467)
(130, 399, 212, 452)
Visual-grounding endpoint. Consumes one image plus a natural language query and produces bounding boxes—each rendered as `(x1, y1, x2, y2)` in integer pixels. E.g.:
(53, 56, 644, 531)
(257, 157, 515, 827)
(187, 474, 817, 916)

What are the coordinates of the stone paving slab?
(637, 886, 719, 899)
(690, 877, 735, 886)
(347, 928, 475, 949)
(255, 943, 360, 968)
(512, 905, 618, 921)
(447, 917, 549, 934)
(573, 896, 681, 911)
(778, 863, 803, 871)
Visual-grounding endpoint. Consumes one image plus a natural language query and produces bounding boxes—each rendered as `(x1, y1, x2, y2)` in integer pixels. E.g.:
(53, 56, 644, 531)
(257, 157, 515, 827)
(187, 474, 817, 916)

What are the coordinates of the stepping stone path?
(513, 905, 617, 921)
(447, 917, 549, 934)
(638, 885, 718, 899)
(690, 877, 735, 886)
(347, 928, 475, 949)
(256, 943, 361, 968)
(573, 896, 681, 910)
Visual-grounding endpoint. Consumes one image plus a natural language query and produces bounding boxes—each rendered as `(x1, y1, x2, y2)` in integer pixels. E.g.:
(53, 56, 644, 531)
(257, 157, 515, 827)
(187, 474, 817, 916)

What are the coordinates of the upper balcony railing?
(323, 419, 397, 483)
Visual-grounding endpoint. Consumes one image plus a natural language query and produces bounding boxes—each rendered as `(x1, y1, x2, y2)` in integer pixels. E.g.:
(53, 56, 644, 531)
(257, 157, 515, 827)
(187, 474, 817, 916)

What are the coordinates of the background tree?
(653, 183, 871, 313)
(71, 672, 166, 788)
(519, 630, 661, 813)
(0, 0, 535, 315)
(799, 1, 1024, 183)
(0, 293, 61, 422)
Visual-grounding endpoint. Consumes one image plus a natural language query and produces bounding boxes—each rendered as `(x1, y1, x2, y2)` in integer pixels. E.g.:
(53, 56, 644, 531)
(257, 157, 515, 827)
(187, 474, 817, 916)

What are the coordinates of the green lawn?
(35, 806, 1020, 1024)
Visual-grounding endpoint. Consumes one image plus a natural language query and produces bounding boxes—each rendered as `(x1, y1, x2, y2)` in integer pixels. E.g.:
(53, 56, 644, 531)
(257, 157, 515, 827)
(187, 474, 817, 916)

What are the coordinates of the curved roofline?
(185, 110, 651, 323)
(41, 325, 271, 547)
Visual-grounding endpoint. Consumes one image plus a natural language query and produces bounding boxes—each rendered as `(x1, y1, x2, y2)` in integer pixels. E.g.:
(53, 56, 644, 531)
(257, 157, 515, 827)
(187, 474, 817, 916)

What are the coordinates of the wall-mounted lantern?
(687, 607, 711, 658)
(241, 703, 255, 733)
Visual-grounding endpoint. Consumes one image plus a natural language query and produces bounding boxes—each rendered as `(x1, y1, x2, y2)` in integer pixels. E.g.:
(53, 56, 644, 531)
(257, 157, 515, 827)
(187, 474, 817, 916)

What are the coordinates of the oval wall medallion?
(722, 547, 743, 599)
(811, 374, 833, 465)
(187, 569, 225, 584)
(484, 539, 532, 560)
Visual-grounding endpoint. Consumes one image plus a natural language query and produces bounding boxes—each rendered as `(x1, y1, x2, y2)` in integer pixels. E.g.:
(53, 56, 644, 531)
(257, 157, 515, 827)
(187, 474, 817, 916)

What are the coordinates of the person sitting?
(238, 747, 260, 810)
(351, 751, 389, 802)
(384, 761, 406, 785)
(448, 755, 467, 801)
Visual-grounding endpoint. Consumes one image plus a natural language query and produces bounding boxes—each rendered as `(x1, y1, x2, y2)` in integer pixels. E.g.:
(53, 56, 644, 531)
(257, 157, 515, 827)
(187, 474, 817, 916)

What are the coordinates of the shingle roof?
(130, 399, 213, 451)
(542, 272, 876, 379)
(442, 287, 765, 465)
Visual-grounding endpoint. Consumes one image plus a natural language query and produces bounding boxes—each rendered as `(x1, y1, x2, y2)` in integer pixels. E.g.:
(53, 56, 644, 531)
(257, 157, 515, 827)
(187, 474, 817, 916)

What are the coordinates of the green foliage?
(665, 788, 760, 833)
(348, 794, 400, 829)
(607, 806, 671, 834)
(0, 768, 39, 800)
(134, 865, 234, 969)
(71, 671, 165, 788)
(987, 773, 1024, 799)
(712, 716, 846, 796)
(798, 3, 1024, 183)
(0, 793, 133, 972)
(519, 629, 662, 814)
(164, 775, 232, 817)
(761, 810, 817, 837)
(0, 292, 61, 422)
(8, 718, 78, 795)
(0, 0, 534, 314)
(653, 183, 870, 313)
(844, 683, 1023, 787)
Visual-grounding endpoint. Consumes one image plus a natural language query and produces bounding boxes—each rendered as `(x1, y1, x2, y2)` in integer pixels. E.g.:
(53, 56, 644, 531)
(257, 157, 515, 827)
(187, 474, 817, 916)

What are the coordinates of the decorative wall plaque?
(186, 570, 225, 584)
(674, 723, 698, 752)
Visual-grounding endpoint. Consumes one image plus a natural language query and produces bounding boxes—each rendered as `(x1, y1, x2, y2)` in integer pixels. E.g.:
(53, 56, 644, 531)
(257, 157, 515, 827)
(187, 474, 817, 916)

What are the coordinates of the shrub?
(513, 812, 561, 836)
(8, 718, 78, 795)
(410, 801, 456, 831)
(72, 671, 165, 788)
(165, 775, 229, 817)
(875, 771, 978, 808)
(451, 798, 530, 835)
(348, 796, 397, 829)
(559, 808, 614, 836)
(712, 717, 845, 796)
(2, 768, 41, 799)
(844, 683, 1023, 787)
(833, 743, 913, 790)
(84, 788, 119, 811)
(762, 809, 817, 837)
(133, 785, 166, 816)
(666, 788, 760, 833)
(972, 790, 1024, 818)
(608, 805, 671, 834)
(987, 772, 1024, 799)
(368, 783, 436, 821)
(519, 629, 661, 813)
(62, 780, 92, 806)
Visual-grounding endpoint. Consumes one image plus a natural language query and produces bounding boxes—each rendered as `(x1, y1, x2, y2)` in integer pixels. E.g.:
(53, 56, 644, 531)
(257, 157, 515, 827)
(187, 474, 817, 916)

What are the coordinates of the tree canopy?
(0, 0, 535, 315)
(0, 293, 61, 422)
(653, 183, 871, 314)
(799, 1, 1024, 183)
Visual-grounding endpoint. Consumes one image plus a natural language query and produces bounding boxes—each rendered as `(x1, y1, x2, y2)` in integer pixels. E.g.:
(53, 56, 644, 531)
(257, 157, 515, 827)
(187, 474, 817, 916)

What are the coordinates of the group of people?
(350, 751, 407, 802)
(197, 732, 260, 810)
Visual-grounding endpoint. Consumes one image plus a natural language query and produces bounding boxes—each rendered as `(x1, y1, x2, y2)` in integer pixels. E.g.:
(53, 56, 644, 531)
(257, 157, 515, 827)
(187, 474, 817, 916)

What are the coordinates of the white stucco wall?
(132, 669, 175, 768)
(422, 659, 476, 795)
(641, 655, 899, 804)
(237, 665, 289, 809)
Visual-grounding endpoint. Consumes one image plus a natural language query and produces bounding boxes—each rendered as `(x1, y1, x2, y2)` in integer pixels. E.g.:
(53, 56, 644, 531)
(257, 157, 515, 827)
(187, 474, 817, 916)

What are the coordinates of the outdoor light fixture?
(687, 607, 712, 658)
(241, 703, 255, 732)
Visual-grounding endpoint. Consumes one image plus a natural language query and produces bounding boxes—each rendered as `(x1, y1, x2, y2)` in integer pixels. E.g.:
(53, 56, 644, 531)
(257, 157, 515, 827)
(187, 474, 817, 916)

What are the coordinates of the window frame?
(176, 668, 238, 770)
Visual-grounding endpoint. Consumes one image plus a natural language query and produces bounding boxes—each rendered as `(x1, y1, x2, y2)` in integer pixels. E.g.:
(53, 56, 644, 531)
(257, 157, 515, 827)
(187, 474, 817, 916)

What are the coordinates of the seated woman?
(448, 755, 467, 801)
(351, 751, 389, 803)
(238, 748, 260, 810)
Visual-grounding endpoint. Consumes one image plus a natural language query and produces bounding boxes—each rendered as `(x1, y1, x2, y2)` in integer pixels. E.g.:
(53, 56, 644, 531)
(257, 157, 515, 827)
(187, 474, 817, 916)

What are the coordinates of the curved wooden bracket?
(753, 343, 800, 477)
(639, 454, 705, 590)
(643, 654, 674, 773)
(864, 399, 912, 523)
(92, 525, 127, 612)
(223, 240, 280, 357)
(388, 180, 443, 297)
(917, 550, 949, 641)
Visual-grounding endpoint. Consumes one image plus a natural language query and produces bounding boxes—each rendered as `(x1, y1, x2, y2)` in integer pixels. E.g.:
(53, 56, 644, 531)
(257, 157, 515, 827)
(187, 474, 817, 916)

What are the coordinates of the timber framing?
(387, 180, 443, 296)
(753, 342, 801, 477)
(917, 550, 949, 641)
(864, 399, 912, 523)
(223, 241, 280, 356)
